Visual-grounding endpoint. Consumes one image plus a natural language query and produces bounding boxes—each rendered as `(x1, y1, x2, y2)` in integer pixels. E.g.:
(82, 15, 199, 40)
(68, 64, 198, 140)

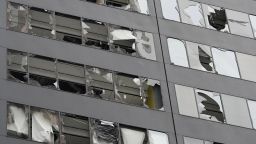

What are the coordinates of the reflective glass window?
(148, 130, 169, 144)
(236, 52, 256, 82)
(249, 15, 256, 38)
(120, 125, 147, 144)
(184, 137, 204, 144)
(160, 0, 180, 21)
(247, 100, 256, 129)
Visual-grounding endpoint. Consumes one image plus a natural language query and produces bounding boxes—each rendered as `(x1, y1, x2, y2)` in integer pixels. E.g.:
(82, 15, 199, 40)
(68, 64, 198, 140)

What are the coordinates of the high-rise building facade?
(1, 0, 256, 144)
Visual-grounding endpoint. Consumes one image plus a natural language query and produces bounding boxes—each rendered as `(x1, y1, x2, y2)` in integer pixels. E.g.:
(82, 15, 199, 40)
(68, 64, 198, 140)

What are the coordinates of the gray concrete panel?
(0, 47, 6, 79)
(0, 100, 7, 136)
(0, 0, 6, 28)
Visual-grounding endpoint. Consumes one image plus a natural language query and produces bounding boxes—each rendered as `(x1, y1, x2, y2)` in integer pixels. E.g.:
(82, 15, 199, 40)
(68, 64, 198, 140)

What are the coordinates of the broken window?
(247, 100, 256, 129)
(186, 41, 215, 72)
(175, 85, 198, 117)
(236, 52, 256, 82)
(7, 50, 28, 83)
(28, 7, 55, 39)
(148, 130, 169, 144)
(109, 25, 137, 56)
(7, 2, 29, 33)
(205, 141, 223, 144)
(86, 66, 115, 100)
(202, 4, 229, 32)
(31, 107, 60, 143)
(183, 137, 204, 144)
(226, 10, 253, 38)
(211, 48, 240, 78)
(222, 94, 252, 128)
(179, 0, 205, 27)
(7, 102, 29, 139)
(195, 89, 225, 123)
(167, 38, 189, 67)
(82, 18, 109, 50)
(249, 15, 256, 38)
(120, 125, 147, 144)
(114, 73, 143, 106)
(28, 54, 58, 89)
(90, 118, 119, 144)
(57, 60, 86, 94)
(160, 0, 180, 21)
(55, 12, 82, 44)
(134, 31, 156, 60)
(60, 113, 90, 144)
(142, 79, 163, 110)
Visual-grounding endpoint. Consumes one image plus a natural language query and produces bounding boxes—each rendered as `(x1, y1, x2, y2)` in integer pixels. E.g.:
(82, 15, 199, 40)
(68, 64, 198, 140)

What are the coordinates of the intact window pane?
(134, 31, 156, 60)
(222, 94, 252, 128)
(160, 0, 180, 21)
(236, 52, 256, 82)
(86, 66, 114, 100)
(212, 48, 240, 78)
(7, 50, 28, 83)
(60, 113, 90, 144)
(226, 10, 253, 38)
(195, 89, 225, 123)
(175, 85, 198, 117)
(31, 107, 60, 143)
(115, 73, 143, 106)
(28, 54, 57, 89)
(142, 79, 163, 110)
(7, 2, 29, 33)
(202, 4, 229, 32)
(7, 103, 29, 139)
(120, 125, 147, 144)
(186, 41, 214, 72)
(90, 118, 119, 144)
(28, 7, 54, 39)
(249, 15, 256, 38)
(179, 0, 205, 27)
(183, 137, 204, 144)
(57, 60, 86, 94)
(167, 38, 189, 67)
(148, 130, 169, 144)
(247, 100, 256, 129)
(55, 12, 82, 44)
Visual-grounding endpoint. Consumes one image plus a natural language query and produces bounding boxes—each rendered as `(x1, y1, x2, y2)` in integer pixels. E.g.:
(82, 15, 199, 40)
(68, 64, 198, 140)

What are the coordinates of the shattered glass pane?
(195, 89, 225, 123)
(167, 38, 189, 67)
(28, 54, 57, 89)
(82, 18, 109, 50)
(90, 118, 119, 144)
(226, 10, 253, 38)
(236, 52, 256, 82)
(106, 0, 149, 14)
(142, 79, 163, 110)
(7, 103, 29, 139)
(134, 31, 156, 60)
(120, 126, 147, 144)
(247, 100, 256, 129)
(148, 130, 169, 144)
(249, 15, 256, 38)
(175, 85, 198, 117)
(186, 41, 215, 72)
(28, 7, 55, 39)
(160, 0, 180, 21)
(31, 107, 60, 143)
(212, 48, 240, 78)
(55, 12, 82, 44)
(115, 73, 143, 106)
(202, 4, 229, 32)
(86, 66, 114, 100)
(7, 2, 29, 33)
(57, 60, 86, 94)
(7, 50, 28, 83)
(183, 137, 204, 144)
(109, 25, 137, 56)
(179, 0, 205, 27)
(222, 94, 252, 128)
(61, 113, 90, 144)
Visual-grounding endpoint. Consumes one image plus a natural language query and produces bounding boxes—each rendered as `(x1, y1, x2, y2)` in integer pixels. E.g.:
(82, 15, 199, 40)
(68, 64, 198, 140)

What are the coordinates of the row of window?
(161, 0, 256, 39)
(168, 37, 256, 82)
(175, 84, 256, 129)
(84, 0, 150, 15)
(7, 49, 164, 110)
(183, 136, 223, 144)
(7, 102, 169, 144)
(6, 2, 157, 61)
